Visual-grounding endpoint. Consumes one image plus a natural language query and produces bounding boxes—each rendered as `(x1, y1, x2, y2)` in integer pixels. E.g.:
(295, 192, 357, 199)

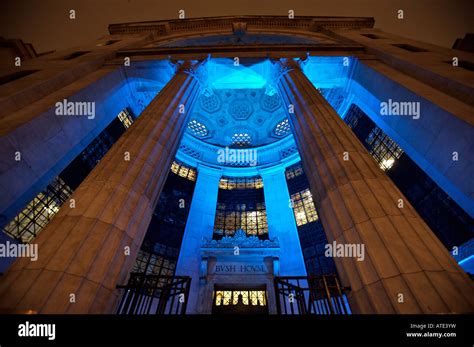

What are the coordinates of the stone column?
(277, 58, 474, 313)
(175, 164, 221, 313)
(0, 61, 201, 314)
(260, 166, 306, 276)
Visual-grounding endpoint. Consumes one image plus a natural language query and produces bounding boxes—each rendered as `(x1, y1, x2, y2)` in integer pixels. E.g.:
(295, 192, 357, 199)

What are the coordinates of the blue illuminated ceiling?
(184, 57, 352, 149)
(189, 87, 288, 147)
(122, 60, 176, 116)
(185, 58, 289, 148)
(204, 58, 273, 89)
(301, 56, 354, 89)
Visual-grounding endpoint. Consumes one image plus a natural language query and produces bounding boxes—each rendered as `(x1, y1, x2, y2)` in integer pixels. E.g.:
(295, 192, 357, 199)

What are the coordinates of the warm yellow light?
(296, 211, 306, 220)
(380, 158, 395, 170)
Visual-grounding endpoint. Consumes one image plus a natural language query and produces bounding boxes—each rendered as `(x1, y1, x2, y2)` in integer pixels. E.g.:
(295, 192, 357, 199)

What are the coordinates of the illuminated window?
(3, 110, 136, 243)
(231, 132, 252, 147)
(285, 163, 337, 276)
(170, 160, 197, 181)
(117, 109, 134, 129)
(214, 203, 268, 238)
(273, 118, 291, 137)
(214, 176, 268, 239)
(285, 164, 304, 180)
(128, 161, 197, 294)
(219, 176, 263, 190)
(187, 119, 209, 138)
(2, 177, 73, 243)
(344, 104, 403, 171)
(290, 189, 319, 226)
(132, 245, 178, 277)
(214, 290, 266, 306)
(366, 127, 403, 171)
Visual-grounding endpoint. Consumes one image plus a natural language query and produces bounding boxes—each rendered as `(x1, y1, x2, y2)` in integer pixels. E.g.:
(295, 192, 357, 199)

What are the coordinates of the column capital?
(278, 57, 303, 70)
(169, 59, 204, 76)
(170, 58, 212, 92)
(270, 58, 308, 84)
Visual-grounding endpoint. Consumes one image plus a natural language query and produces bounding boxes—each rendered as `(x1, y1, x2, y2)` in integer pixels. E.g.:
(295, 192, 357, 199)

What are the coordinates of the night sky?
(0, 0, 472, 53)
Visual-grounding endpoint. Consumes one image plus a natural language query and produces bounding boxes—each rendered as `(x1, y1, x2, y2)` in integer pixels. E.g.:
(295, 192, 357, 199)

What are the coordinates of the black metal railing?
(116, 273, 191, 315)
(274, 275, 351, 315)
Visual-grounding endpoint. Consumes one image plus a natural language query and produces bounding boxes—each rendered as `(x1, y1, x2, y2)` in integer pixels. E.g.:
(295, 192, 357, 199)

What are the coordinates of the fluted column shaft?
(277, 59, 474, 313)
(0, 61, 201, 313)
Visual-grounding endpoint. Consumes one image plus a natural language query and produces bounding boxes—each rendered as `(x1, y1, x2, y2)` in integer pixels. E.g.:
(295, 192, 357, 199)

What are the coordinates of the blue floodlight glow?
(458, 255, 474, 274)
(205, 58, 271, 89)
(301, 56, 353, 90)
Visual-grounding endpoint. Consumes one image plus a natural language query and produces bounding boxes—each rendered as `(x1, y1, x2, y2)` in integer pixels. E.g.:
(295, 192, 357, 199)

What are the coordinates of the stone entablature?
(200, 230, 280, 280)
(109, 16, 375, 36)
(109, 16, 371, 59)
